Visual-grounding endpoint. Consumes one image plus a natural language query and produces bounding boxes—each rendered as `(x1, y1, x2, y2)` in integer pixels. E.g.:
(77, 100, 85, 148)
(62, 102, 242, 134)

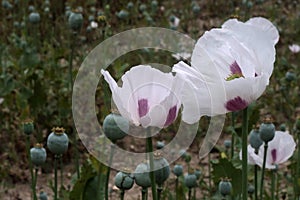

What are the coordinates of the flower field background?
(0, 0, 300, 199)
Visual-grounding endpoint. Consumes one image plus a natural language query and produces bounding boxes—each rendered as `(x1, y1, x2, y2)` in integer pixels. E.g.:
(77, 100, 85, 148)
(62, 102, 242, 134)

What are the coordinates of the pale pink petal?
(239, 145, 263, 165)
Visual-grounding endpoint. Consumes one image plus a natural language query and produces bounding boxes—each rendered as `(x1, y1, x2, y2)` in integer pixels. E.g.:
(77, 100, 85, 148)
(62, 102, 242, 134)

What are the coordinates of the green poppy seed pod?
(192, 4, 201, 15)
(246, 1, 253, 9)
(117, 10, 129, 20)
(248, 184, 255, 195)
(194, 169, 201, 179)
(103, 113, 129, 142)
(279, 123, 286, 131)
(44, 7, 50, 13)
(29, 12, 40, 24)
(259, 119, 275, 143)
(30, 143, 47, 166)
(44, 0, 50, 6)
(184, 173, 197, 188)
(139, 4, 147, 12)
(114, 171, 134, 190)
(184, 153, 191, 163)
(224, 139, 231, 149)
(285, 71, 296, 82)
(2, 0, 12, 9)
(249, 129, 263, 151)
(23, 120, 34, 135)
(172, 164, 183, 177)
(169, 15, 175, 23)
(39, 191, 48, 200)
(151, 0, 158, 11)
(153, 152, 170, 185)
(47, 127, 69, 155)
(28, 5, 35, 12)
(68, 12, 83, 31)
(88, 15, 95, 22)
(134, 162, 151, 188)
(219, 180, 232, 196)
(156, 141, 165, 149)
(127, 2, 134, 10)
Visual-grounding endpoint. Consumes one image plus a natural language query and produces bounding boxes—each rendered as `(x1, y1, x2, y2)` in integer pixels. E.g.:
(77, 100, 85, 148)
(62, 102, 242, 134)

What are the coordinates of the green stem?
(271, 169, 276, 200)
(120, 190, 125, 200)
(60, 156, 64, 189)
(157, 186, 162, 200)
(193, 187, 196, 200)
(105, 144, 115, 200)
(175, 178, 178, 199)
(254, 164, 258, 200)
(26, 136, 36, 200)
(97, 162, 103, 199)
(142, 188, 147, 200)
(188, 188, 192, 200)
(260, 143, 268, 200)
(146, 135, 157, 200)
(231, 112, 235, 159)
(33, 168, 38, 200)
(242, 107, 249, 200)
(54, 155, 58, 200)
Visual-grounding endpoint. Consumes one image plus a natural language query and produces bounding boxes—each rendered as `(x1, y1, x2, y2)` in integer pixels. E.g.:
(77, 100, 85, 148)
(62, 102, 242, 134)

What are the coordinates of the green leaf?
(212, 158, 242, 196)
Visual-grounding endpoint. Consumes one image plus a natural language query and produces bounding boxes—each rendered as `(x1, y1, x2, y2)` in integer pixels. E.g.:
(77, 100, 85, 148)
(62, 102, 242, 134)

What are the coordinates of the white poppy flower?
(241, 131, 296, 169)
(101, 65, 183, 128)
(173, 17, 279, 124)
(91, 21, 98, 29)
(289, 44, 300, 53)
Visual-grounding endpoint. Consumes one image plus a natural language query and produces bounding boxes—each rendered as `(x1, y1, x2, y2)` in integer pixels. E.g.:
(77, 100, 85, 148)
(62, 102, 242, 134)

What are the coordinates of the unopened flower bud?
(249, 128, 263, 151)
(259, 118, 275, 143)
(114, 171, 134, 190)
(134, 162, 151, 188)
(29, 12, 40, 24)
(68, 12, 83, 31)
(219, 179, 232, 196)
(103, 113, 129, 142)
(184, 170, 197, 188)
(153, 152, 170, 185)
(172, 164, 183, 177)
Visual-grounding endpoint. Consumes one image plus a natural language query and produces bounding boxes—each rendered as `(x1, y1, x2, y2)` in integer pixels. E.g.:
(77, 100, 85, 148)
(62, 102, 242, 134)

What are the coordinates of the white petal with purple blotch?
(102, 65, 183, 128)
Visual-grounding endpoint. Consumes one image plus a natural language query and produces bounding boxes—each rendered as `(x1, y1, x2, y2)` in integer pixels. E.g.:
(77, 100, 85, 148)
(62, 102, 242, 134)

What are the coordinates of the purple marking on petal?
(225, 96, 248, 112)
(164, 106, 177, 127)
(138, 99, 149, 117)
(230, 61, 243, 75)
(271, 149, 277, 163)
(255, 72, 258, 77)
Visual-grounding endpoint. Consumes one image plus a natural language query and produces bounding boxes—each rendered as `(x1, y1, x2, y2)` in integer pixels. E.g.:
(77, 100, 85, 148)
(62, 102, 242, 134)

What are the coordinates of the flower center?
(226, 61, 244, 81)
